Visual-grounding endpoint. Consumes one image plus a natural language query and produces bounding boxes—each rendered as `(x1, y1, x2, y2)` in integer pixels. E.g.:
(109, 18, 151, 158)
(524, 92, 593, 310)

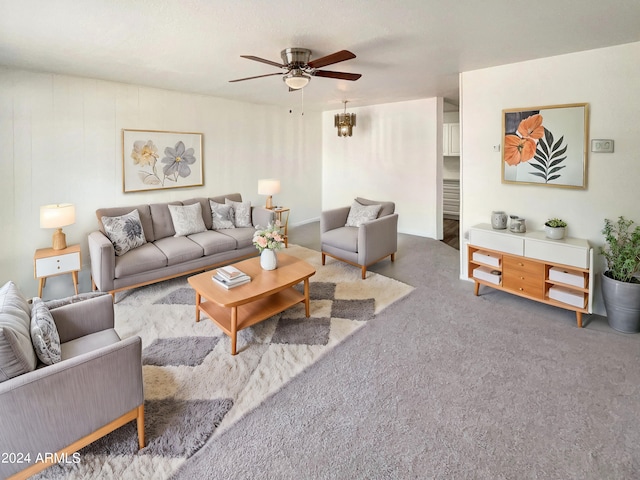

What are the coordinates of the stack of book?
(212, 265, 251, 289)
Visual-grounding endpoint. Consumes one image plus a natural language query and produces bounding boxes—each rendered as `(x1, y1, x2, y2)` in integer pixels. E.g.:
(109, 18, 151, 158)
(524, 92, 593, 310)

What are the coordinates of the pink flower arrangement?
(252, 222, 284, 253)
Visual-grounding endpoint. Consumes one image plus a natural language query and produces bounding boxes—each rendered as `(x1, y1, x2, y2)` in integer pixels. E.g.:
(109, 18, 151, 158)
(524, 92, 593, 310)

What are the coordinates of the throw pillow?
(345, 201, 382, 227)
(225, 199, 252, 228)
(101, 209, 147, 256)
(30, 297, 61, 365)
(209, 201, 235, 230)
(0, 281, 37, 383)
(168, 203, 207, 236)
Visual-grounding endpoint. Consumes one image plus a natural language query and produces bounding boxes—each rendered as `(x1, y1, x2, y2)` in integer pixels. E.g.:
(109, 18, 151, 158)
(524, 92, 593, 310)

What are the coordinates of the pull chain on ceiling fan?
(229, 48, 362, 90)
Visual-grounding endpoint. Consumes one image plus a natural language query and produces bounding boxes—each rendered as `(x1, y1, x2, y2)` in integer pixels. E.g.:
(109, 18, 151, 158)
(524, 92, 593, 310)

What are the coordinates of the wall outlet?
(591, 139, 614, 153)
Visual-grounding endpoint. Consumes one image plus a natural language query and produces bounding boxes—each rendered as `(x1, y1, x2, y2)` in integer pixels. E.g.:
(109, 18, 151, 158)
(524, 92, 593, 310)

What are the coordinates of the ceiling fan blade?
(229, 72, 283, 83)
(307, 50, 356, 69)
(240, 55, 285, 68)
(313, 70, 362, 81)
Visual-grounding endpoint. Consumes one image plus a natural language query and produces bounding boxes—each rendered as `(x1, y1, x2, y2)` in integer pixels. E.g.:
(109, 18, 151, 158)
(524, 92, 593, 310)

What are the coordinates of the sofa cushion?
(346, 201, 382, 227)
(154, 236, 204, 266)
(114, 243, 167, 278)
(218, 227, 258, 249)
(225, 199, 252, 227)
(188, 230, 238, 256)
(61, 329, 121, 360)
(30, 297, 61, 365)
(355, 197, 395, 217)
(97, 205, 154, 242)
(322, 226, 359, 253)
(150, 202, 181, 240)
(183, 197, 212, 230)
(101, 209, 147, 256)
(168, 203, 207, 237)
(0, 281, 37, 382)
(210, 201, 235, 230)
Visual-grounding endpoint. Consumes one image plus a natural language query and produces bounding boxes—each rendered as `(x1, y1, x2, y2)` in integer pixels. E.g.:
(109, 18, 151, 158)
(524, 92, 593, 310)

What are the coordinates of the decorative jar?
(491, 211, 508, 230)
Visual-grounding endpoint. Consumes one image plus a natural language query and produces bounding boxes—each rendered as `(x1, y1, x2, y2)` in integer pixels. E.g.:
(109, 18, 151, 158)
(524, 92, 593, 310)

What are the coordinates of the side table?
(272, 207, 290, 248)
(33, 244, 81, 297)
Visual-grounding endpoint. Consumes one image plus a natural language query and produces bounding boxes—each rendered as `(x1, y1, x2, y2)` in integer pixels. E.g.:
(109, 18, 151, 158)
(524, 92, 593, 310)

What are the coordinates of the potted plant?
(544, 218, 567, 240)
(600, 216, 640, 333)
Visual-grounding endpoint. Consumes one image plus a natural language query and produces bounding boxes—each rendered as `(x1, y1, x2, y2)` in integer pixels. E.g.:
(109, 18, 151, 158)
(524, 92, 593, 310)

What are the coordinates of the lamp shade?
(258, 179, 281, 196)
(40, 204, 76, 229)
(283, 71, 310, 90)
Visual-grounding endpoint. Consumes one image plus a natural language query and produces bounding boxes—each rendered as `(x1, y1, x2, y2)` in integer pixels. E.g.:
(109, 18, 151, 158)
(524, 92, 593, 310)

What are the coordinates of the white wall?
(460, 41, 640, 314)
(322, 98, 442, 238)
(0, 67, 322, 298)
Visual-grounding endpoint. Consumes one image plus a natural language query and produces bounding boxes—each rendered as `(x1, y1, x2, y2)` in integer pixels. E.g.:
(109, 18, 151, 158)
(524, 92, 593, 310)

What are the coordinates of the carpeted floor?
(33, 244, 413, 479)
(170, 227, 640, 480)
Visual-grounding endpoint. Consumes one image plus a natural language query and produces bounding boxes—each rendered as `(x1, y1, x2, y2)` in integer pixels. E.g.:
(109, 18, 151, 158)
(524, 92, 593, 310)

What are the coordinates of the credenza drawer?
(525, 238, 589, 269)
(469, 228, 524, 256)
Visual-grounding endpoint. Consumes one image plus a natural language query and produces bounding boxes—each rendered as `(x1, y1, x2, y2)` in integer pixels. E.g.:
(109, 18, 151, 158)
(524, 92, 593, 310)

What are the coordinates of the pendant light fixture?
(335, 100, 356, 137)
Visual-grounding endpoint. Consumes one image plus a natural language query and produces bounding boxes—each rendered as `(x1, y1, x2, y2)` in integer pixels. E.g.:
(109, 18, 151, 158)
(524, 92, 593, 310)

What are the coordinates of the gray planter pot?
(601, 272, 640, 333)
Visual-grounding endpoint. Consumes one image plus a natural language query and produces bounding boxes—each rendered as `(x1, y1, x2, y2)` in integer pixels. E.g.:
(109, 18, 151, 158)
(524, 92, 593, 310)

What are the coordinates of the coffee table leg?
(195, 292, 201, 322)
(304, 278, 310, 317)
(231, 306, 238, 355)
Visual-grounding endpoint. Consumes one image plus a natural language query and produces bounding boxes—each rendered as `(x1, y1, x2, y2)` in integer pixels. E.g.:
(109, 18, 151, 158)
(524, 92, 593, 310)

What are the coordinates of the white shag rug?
(35, 245, 414, 480)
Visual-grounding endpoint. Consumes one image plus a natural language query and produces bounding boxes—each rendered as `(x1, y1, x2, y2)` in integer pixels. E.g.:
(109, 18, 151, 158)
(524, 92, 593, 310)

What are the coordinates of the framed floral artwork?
(122, 129, 203, 193)
(501, 103, 589, 189)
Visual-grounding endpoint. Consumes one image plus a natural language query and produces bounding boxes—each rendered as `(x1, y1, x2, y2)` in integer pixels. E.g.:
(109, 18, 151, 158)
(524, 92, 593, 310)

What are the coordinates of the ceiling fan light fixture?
(283, 70, 310, 89)
(335, 101, 356, 137)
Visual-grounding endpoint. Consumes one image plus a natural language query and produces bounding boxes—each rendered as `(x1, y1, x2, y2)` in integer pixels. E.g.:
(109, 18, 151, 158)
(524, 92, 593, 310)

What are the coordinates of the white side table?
(33, 244, 81, 297)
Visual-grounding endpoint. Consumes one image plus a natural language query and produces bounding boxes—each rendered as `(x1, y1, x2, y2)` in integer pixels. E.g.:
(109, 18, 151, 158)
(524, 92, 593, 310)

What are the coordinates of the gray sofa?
(88, 193, 274, 298)
(321, 197, 398, 279)
(0, 285, 144, 480)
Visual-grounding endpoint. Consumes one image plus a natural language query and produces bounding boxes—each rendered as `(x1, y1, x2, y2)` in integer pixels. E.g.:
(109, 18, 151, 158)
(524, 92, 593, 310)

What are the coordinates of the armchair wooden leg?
(137, 404, 145, 449)
(361, 266, 367, 279)
(391, 253, 396, 262)
(321, 252, 326, 265)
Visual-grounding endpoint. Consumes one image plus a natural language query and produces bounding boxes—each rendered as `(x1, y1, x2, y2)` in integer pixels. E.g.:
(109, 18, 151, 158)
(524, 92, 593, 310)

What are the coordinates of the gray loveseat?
(88, 193, 274, 298)
(0, 283, 144, 480)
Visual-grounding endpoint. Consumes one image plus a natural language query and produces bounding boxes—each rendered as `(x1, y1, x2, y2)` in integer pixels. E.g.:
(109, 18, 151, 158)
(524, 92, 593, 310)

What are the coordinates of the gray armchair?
(0, 292, 144, 480)
(321, 197, 398, 279)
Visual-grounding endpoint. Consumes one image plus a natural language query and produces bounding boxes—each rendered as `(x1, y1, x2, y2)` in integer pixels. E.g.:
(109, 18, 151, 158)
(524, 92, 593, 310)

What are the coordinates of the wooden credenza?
(467, 224, 593, 327)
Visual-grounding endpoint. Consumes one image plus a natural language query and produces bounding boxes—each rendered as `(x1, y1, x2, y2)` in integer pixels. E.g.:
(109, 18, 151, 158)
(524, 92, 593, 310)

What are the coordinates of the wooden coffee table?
(188, 253, 316, 355)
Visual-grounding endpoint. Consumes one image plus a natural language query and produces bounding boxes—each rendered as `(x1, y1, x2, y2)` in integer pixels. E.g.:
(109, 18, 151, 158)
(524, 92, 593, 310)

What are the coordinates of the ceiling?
(1, 0, 639, 112)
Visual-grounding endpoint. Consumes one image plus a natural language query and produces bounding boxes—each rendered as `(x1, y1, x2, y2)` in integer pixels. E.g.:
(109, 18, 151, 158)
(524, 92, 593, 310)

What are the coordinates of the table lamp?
(40, 203, 76, 250)
(258, 179, 281, 209)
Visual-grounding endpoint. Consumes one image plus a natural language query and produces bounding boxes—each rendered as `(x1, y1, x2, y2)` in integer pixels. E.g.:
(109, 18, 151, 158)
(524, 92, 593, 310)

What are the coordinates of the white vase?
(260, 249, 278, 270)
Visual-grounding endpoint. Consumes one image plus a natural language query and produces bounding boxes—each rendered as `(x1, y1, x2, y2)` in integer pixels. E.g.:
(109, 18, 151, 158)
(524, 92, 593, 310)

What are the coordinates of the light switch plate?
(591, 139, 614, 153)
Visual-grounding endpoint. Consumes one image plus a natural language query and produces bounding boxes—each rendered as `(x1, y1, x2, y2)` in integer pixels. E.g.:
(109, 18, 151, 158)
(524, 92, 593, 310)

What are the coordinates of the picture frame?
(501, 103, 589, 189)
(122, 129, 203, 193)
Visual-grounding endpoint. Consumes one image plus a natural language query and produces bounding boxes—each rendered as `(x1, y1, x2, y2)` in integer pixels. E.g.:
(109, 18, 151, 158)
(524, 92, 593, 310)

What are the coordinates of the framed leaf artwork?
(122, 129, 204, 193)
(501, 103, 589, 189)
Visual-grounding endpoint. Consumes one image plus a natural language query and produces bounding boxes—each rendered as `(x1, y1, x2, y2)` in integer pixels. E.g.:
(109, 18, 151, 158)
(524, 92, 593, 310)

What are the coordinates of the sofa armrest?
(88, 230, 115, 293)
(358, 213, 399, 265)
(52, 294, 115, 343)
(0, 335, 143, 479)
(252, 206, 276, 228)
(321, 207, 351, 233)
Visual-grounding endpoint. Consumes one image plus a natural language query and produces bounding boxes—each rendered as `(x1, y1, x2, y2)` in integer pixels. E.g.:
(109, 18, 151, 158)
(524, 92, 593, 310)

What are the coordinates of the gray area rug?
(172, 236, 640, 480)
(33, 245, 413, 479)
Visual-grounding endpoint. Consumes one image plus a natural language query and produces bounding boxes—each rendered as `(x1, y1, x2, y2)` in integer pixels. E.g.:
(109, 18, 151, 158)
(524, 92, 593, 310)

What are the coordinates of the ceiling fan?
(229, 48, 362, 90)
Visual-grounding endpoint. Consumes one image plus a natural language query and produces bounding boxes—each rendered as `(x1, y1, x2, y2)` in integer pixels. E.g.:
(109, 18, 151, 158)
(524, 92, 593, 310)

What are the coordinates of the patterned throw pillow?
(225, 199, 252, 228)
(0, 281, 37, 382)
(168, 203, 207, 236)
(101, 209, 147, 256)
(345, 201, 382, 227)
(30, 297, 61, 365)
(210, 201, 235, 230)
